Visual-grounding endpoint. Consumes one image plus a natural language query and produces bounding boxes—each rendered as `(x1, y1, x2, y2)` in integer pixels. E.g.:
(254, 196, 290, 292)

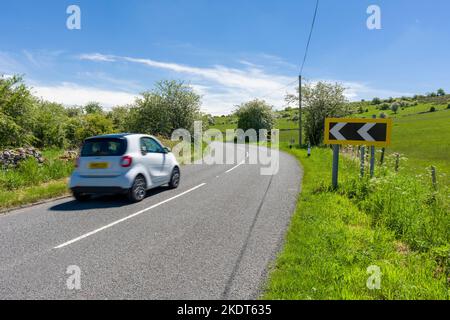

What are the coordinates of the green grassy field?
(213, 102, 450, 182)
(263, 146, 449, 300)
(390, 109, 450, 177)
(210, 99, 450, 299)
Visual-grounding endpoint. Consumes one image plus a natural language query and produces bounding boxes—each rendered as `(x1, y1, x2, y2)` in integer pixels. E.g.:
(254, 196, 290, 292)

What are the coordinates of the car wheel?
(73, 192, 90, 202)
(128, 175, 147, 202)
(169, 167, 180, 189)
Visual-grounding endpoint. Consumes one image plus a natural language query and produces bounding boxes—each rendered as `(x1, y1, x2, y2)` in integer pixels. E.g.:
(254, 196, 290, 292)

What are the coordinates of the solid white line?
(225, 160, 245, 174)
(54, 183, 207, 249)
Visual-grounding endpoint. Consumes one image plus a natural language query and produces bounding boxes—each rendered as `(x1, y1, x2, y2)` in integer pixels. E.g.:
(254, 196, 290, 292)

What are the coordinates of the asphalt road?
(0, 143, 302, 300)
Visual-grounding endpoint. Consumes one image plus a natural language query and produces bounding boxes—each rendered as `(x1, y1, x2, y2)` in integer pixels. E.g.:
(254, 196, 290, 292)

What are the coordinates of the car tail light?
(120, 155, 133, 168)
(75, 157, 80, 168)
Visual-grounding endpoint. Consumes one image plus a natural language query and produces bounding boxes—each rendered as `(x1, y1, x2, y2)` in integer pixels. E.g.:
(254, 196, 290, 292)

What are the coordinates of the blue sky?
(0, 0, 449, 115)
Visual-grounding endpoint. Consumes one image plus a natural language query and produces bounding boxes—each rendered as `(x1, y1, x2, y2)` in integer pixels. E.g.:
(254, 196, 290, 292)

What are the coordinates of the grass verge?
(0, 149, 73, 211)
(263, 146, 449, 300)
(0, 178, 69, 211)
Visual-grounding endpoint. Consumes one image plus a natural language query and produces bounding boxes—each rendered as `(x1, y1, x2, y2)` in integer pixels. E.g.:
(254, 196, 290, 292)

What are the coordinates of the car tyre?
(168, 167, 180, 189)
(73, 192, 91, 202)
(128, 175, 147, 202)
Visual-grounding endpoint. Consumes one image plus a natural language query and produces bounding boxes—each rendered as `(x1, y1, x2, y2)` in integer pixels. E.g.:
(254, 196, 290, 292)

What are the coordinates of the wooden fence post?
(380, 147, 385, 165)
(395, 153, 400, 172)
(431, 166, 437, 190)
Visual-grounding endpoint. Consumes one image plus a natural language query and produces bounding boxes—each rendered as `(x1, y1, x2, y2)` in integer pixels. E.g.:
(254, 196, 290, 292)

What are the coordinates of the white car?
(70, 134, 180, 202)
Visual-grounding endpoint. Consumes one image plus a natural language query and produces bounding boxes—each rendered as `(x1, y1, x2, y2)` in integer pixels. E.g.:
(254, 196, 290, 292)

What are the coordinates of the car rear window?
(81, 138, 127, 157)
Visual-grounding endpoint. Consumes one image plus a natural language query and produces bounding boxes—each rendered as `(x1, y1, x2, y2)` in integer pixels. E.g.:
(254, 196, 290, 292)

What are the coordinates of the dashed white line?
(225, 160, 246, 174)
(54, 183, 207, 249)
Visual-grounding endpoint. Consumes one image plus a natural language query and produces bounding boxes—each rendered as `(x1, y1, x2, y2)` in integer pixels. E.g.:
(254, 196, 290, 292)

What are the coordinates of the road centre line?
(54, 183, 207, 249)
(225, 160, 246, 174)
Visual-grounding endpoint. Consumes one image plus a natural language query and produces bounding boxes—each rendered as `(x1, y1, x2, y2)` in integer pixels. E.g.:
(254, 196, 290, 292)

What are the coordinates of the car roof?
(85, 133, 155, 141)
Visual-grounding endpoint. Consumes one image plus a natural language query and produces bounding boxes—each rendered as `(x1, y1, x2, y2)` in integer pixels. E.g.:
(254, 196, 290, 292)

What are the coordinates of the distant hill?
(210, 94, 450, 182)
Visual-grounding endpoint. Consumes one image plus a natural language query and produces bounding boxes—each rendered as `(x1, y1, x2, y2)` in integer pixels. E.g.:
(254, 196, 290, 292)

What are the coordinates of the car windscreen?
(81, 138, 127, 157)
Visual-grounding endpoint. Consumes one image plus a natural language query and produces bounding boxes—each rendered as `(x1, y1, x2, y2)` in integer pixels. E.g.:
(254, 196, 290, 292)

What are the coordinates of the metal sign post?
(332, 145, 339, 189)
(324, 117, 392, 186)
(370, 145, 376, 178)
(360, 146, 366, 177)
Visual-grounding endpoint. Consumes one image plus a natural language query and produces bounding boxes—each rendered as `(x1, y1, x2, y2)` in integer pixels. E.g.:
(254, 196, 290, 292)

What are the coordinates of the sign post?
(324, 117, 392, 186)
(370, 145, 376, 178)
(360, 146, 366, 177)
(332, 145, 339, 189)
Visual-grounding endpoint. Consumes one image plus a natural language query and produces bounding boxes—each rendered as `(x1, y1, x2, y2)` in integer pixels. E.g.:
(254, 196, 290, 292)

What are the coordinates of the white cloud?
(123, 56, 294, 93)
(31, 83, 137, 108)
(119, 55, 296, 114)
(74, 53, 414, 114)
(79, 53, 116, 62)
(340, 81, 413, 101)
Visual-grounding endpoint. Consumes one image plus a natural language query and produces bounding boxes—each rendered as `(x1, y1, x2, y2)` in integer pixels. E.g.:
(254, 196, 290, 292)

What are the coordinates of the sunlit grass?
(263, 146, 449, 300)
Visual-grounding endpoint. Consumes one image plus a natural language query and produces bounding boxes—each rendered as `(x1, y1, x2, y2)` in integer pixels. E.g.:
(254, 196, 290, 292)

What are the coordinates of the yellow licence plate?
(89, 162, 109, 169)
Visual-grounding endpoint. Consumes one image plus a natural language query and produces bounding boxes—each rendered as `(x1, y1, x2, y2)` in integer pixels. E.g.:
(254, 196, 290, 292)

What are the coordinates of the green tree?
(436, 88, 446, 96)
(64, 117, 84, 147)
(201, 113, 215, 126)
(127, 92, 171, 136)
(0, 75, 36, 146)
(357, 105, 364, 114)
(108, 106, 131, 133)
(235, 99, 275, 135)
(287, 81, 349, 145)
(0, 112, 32, 147)
(66, 106, 84, 117)
(74, 113, 114, 142)
(371, 97, 381, 105)
(127, 80, 202, 136)
(32, 101, 68, 148)
(390, 102, 400, 114)
(84, 102, 104, 114)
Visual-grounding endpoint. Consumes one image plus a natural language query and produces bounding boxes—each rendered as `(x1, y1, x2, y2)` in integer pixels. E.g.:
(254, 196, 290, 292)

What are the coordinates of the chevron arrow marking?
(357, 123, 376, 141)
(329, 122, 347, 140)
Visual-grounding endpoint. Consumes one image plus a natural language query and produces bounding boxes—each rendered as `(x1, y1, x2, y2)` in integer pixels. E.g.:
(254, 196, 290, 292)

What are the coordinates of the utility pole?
(299, 75, 302, 146)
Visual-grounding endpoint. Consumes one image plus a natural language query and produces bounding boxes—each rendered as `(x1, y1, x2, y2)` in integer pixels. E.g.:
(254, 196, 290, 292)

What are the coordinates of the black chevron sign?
(324, 118, 392, 147)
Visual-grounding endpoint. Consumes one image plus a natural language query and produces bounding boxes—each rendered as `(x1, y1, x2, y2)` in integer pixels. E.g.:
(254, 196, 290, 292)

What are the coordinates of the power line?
(298, 0, 320, 146)
(300, 0, 320, 76)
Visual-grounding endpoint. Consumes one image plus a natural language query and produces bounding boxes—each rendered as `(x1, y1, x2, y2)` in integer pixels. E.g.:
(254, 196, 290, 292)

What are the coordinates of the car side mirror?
(163, 147, 171, 153)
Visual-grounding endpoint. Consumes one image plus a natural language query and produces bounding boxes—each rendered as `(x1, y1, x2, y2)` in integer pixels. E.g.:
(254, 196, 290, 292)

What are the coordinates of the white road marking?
(54, 183, 207, 249)
(330, 122, 347, 140)
(357, 123, 376, 141)
(225, 160, 245, 174)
